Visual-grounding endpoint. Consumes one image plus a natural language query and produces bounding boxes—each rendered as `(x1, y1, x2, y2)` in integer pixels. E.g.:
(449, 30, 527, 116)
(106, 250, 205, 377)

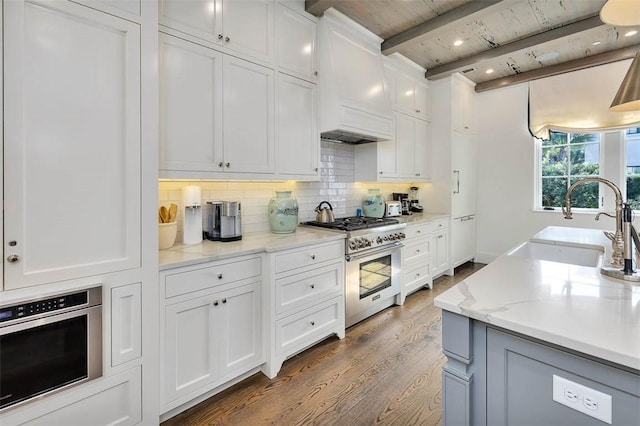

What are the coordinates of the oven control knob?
(383, 235, 389, 241)
(399, 232, 405, 240)
(365, 238, 372, 247)
(376, 236, 383, 244)
(348, 240, 357, 250)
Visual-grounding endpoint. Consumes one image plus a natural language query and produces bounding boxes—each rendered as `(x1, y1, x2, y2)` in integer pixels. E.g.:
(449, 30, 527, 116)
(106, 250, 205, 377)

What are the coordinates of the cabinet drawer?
(432, 217, 449, 230)
(274, 241, 344, 274)
(403, 261, 431, 285)
(275, 262, 343, 315)
(405, 222, 433, 239)
(164, 257, 262, 298)
(402, 238, 431, 265)
(275, 296, 343, 356)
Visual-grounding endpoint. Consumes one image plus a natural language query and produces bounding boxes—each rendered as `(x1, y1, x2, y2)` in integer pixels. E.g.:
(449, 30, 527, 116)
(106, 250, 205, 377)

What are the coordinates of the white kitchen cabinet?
(111, 283, 142, 367)
(275, 2, 317, 82)
(451, 131, 476, 218)
(276, 73, 319, 178)
(265, 240, 345, 378)
(394, 71, 431, 121)
(159, 0, 274, 64)
(452, 73, 476, 134)
(3, 0, 141, 289)
(399, 221, 434, 304)
(160, 255, 263, 412)
(432, 219, 450, 277)
(159, 33, 275, 178)
(451, 215, 476, 267)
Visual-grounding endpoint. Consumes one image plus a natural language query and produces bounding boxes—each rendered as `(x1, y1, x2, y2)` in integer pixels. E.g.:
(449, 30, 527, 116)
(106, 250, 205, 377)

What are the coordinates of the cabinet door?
(414, 80, 431, 121)
(217, 282, 263, 379)
(395, 113, 415, 178)
(4, 0, 141, 289)
(222, 0, 273, 63)
(433, 230, 450, 275)
(451, 216, 476, 267)
(452, 76, 475, 133)
(452, 131, 476, 218)
(275, 3, 316, 82)
(160, 34, 223, 173)
(414, 119, 431, 180)
(112, 283, 142, 367)
(222, 56, 275, 173)
(164, 295, 218, 404)
(395, 72, 415, 116)
(277, 74, 318, 177)
(159, 0, 222, 45)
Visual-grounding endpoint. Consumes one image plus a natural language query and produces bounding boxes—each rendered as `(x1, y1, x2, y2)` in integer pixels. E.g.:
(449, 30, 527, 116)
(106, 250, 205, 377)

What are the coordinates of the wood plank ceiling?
(305, 0, 640, 91)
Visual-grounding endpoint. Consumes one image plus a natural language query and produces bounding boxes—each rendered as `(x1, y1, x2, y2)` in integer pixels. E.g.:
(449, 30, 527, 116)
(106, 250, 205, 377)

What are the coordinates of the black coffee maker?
(392, 193, 412, 215)
(409, 186, 424, 213)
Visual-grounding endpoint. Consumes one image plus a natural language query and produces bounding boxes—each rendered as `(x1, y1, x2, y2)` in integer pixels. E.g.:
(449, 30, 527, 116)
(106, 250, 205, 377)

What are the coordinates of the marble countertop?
(397, 212, 449, 225)
(434, 226, 640, 371)
(159, 227, 345, 270)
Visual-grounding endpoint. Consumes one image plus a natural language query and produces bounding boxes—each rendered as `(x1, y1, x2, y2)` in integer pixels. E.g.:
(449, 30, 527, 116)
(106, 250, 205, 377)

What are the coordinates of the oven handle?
(345, 242, 403, 262)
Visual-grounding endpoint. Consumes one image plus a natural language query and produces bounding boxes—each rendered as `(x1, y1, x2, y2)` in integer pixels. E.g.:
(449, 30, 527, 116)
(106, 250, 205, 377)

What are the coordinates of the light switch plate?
(552, 375, 612, 424)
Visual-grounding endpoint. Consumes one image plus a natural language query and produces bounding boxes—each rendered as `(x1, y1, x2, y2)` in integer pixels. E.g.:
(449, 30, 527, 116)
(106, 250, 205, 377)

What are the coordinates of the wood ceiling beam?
(475, 44, 640, 92)
(305, 0, 335, 16)
(381, 0, 505, 56)
(426, 14, 604, 80)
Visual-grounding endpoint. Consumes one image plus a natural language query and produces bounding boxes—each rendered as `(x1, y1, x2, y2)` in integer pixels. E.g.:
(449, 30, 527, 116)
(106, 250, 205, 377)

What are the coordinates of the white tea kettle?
(315, 201, 335, 223)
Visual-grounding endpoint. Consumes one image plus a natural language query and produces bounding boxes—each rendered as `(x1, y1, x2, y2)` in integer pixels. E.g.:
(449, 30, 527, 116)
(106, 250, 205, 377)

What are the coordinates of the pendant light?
(600, 0, 640, 26)
(610, 51, 640, 112)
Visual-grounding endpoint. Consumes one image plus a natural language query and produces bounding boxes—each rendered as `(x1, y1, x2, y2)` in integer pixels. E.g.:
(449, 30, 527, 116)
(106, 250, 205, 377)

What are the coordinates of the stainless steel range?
(304, 216, 406, 327)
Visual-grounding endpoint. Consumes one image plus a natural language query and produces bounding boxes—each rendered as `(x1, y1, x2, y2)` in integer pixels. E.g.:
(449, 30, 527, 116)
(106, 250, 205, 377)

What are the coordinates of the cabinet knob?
(314, 71, 318, 76)
(438, 235, 443, 239)
(218, 34, 223, 40)
(416, 173, 420, 176)
(8, 240, 17, 247)
(222, 298, 227, 304)
(416, 273, 421, 278)
(218, 273, 223, 279)
(379, 171, 383, 175)
(314, 167, 318, 172)
(225, 162, 230, 168)
(310, 284, 315, 289)
(416, 230, 421, 234)
(310, 321, 315, 326)
(6, 254, 20, 263)
(213, 300, 219, 306)
(218, 161, 224, 168)
(416, 109, 420, 113)
(225, 36, 230, 42)
(416, 249, 421, 253)
(310, 254, 316, 260)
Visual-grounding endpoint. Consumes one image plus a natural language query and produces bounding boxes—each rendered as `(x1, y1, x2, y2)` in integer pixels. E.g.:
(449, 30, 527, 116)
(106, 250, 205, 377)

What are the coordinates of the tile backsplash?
(159, 141, 430, 241)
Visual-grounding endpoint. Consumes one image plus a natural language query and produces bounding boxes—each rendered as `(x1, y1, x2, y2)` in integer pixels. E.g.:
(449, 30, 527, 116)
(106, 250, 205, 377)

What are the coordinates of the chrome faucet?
(562, 177, 625, 268)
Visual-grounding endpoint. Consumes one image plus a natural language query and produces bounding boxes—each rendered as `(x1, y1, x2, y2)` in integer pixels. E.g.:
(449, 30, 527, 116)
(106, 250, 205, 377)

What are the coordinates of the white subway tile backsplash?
(159, 142, 429, 239)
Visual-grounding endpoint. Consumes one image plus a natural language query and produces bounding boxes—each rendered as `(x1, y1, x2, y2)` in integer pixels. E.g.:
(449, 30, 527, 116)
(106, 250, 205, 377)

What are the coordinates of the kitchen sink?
(507, 241, 603, 267)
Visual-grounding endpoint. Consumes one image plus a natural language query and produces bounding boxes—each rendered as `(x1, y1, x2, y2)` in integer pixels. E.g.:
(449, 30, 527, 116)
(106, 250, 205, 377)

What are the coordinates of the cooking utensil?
(159, 206, 169, 223)
(315, 201, 335, 223)
(168, 203, 177, 222)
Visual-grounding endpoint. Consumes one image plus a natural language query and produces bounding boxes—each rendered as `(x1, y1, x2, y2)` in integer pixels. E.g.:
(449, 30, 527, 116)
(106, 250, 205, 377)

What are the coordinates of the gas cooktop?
(304, 216, 401, 232)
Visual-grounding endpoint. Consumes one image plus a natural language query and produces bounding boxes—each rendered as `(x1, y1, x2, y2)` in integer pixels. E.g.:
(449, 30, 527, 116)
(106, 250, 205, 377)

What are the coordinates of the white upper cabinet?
(277, 74, 319, 177)
(394, 71, 431, 121)
(4, 0, 141, 289)
(452, 74, 476, 134)
(159, 34, 275, 177)
(159, 0, 274, 64)
(275, 2, 317, 82)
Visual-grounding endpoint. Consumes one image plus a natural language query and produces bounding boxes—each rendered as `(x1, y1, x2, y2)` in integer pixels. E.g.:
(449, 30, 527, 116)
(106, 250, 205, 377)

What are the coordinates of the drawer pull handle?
(416, 249, 421, 253)
(416, 273, 421, 277)
(218, 273, 223, 279)
(416, 230, 421, 234)
(310, 254, 316, 260)
(310, 284, 315, 289)
(310, 321, 315, 326)
(222, 298, 227, 304)
(213, 300, 219, 306)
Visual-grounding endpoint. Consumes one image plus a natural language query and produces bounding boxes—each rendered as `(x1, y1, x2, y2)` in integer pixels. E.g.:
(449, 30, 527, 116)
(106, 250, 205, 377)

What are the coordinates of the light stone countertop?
(434, 226, 640, 371)
(397, 212, 449, 225)
(159, 227, 345, 270)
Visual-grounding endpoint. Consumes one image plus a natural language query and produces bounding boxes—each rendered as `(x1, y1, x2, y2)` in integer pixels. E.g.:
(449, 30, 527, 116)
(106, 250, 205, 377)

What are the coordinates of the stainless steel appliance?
(303, 217, 405, 327)
(409, 186, 424, 213)
(384, 201, 401, 217)
(0, 286, 102, 411)
(393, 193, 412, 215)
(203, 201, 242, 242)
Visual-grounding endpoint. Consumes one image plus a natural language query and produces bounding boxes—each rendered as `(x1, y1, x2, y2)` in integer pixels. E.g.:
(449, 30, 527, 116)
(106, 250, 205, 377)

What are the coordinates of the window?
(539, 131, 601, 209)
(625, 128, 640, 209)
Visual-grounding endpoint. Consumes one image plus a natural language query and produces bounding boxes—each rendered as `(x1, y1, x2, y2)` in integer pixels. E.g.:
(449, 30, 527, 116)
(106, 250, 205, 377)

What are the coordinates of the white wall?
(475, 83, 619, 262)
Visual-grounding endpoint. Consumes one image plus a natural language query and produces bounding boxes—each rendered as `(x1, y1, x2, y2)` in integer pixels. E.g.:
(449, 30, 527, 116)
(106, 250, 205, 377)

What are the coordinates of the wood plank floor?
(162, 262, 485, 426)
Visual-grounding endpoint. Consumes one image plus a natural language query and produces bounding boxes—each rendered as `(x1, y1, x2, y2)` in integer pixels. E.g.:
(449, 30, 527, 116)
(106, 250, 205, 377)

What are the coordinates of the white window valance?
(529, 58, 640, 140)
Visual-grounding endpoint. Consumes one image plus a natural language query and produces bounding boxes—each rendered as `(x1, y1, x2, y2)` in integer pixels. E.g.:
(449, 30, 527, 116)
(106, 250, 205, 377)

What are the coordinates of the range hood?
(317, 8, 393, 144)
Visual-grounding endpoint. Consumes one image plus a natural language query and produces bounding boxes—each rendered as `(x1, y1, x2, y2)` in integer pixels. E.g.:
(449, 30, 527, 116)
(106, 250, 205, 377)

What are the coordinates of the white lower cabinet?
(264, 240, 345, 378)
(431, 218, 450, 277)
(452, 215, 476, 268)
(160, 255, 264, 413)
(111, 283, 142, 367)
(400, 222, 433, 304)
(1, 367, 142, 426)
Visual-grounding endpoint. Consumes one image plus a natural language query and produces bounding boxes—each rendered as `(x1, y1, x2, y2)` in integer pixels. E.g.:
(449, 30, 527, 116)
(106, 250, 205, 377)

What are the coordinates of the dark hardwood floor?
(162, 262, 485, 426)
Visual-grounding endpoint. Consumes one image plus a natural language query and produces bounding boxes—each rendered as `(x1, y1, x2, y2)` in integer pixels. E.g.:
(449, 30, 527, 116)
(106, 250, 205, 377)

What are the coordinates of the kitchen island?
(434, 226, 640, 425)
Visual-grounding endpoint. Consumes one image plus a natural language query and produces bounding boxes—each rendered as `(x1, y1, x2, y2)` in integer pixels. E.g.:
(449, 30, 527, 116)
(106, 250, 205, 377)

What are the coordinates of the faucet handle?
(603, 231, 616, 242)
(562, 205, 572, 219)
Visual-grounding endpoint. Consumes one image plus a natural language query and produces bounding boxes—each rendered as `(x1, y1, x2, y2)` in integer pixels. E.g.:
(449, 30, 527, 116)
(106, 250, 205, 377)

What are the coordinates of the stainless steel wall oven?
(0, 286, 102, 411)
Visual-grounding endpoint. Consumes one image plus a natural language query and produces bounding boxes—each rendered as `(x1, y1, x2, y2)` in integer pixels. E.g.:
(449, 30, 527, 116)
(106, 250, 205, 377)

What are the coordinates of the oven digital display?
(0, 310, 13, 321)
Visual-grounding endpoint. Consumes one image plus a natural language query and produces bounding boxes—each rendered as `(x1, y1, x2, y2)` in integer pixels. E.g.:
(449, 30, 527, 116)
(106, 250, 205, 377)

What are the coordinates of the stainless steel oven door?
(0, 303, 102, 411)
(345, 243, 402, 327)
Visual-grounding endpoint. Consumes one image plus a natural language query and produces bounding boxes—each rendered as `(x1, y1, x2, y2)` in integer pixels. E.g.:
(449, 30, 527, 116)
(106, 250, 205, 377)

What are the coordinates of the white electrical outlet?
(552, 375, 612, 424)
